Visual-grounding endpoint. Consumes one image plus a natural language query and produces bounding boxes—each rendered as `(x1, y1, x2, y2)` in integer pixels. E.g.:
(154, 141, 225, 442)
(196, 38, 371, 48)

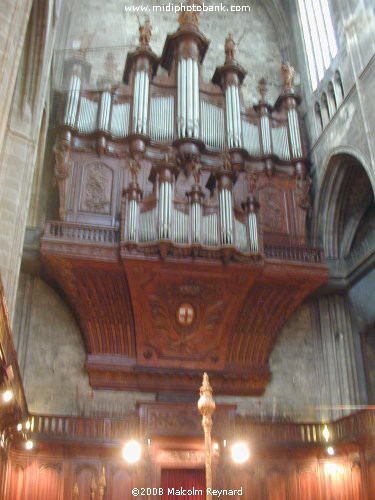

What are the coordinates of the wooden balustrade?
(28, 409, 375, 448)
(44, 221, 120, 244)
(30, 413, 139, 444)
(264, 244, 324, 263)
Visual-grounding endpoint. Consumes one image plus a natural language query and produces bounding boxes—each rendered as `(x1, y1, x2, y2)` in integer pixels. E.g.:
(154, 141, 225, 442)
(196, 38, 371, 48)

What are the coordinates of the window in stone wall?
(297, 0, 338, 90)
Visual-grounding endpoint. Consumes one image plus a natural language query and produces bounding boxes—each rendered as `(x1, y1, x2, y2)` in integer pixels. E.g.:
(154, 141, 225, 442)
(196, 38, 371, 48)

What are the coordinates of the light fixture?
(17, 423, 22, 432)
(25, 440, 34, 450)
(2, 390, 13, 403)
(213, 442, 219, 452)
(327, 446, 335, 456)
(223, 439, 227, 448)
(231, 442, 250, 464)
(322, 424, 330, 442)
(25, 420, 31, 431)
(122, 440, 141, 463)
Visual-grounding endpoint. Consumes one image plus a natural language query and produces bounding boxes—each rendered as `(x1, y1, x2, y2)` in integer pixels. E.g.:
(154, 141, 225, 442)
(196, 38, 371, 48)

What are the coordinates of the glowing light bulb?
(25, 421, 31, 430)
(322, 424, 330, 442)
(25, 440, 34, 450)
(231, 442, 250, 464)
(17, 423, 22, 432)
(2, 390, 13, 403)
(122, 440, 141, 463)
(327, 446, 335, 456)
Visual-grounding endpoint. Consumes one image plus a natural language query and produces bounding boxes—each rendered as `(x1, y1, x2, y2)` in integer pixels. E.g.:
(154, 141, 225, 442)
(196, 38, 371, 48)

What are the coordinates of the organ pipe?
(65, 75, 81, 127)
(132, 70, 150, 134)
(177, 58, 200, 139)
(288, 108, 302, 158)
(225, 85, 242, 148)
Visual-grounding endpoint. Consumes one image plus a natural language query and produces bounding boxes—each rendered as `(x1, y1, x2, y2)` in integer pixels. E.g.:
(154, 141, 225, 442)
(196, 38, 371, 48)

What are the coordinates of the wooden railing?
(29, 409, 375, 448)
(44, 221, 120, 244)
(264, 244, 324, 263)
(30, 413, 139, 444)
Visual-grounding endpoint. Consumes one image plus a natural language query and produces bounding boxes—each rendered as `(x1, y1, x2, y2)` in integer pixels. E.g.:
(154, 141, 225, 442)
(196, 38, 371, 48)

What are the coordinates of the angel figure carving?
(139, 19, 152, 46)
(225, 33, 236, 62)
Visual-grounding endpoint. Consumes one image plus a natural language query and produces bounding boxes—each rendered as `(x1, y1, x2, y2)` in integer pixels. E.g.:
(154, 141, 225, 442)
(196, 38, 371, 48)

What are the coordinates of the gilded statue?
(139, 19, 152, 46)
(178, 0, 203, 28)
(281, 61, 295, 90)
(225, 33, 236, 62)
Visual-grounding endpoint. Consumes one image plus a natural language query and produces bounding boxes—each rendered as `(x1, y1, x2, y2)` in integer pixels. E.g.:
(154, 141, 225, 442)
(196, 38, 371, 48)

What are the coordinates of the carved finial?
(90, 476, 97, 500)
(72, 482, 79, 500)
(257, 77, 267, 101)
(198, 373, 216, 416)
(178, 0, 203, 28)
(225, 33, 236, 62)
(139, 18, 152, 46)
(281, 61, 295, 90)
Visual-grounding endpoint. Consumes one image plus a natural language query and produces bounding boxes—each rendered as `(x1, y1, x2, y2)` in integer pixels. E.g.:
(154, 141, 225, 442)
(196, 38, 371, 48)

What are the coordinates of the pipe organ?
(44, 10, 327, 396)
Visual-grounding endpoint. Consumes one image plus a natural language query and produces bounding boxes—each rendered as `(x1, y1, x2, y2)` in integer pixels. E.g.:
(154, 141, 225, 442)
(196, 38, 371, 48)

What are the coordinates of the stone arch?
(313, 149, 375, 259)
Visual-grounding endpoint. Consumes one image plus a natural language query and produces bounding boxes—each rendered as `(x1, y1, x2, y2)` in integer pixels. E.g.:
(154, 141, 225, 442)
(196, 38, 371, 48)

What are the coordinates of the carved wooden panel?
(350, 463, 363, 500)
(75, 464, 98, 500)
(259, 185, 287, 234)
(266, 469, 287, 500)
(298, 468, 319, 500)
(7, 464, 25, 500)
(36, 464, 62, 500)
(126, 260, 258, 371)
(107, 465, 134, 500)
(80, 161, 113, 215)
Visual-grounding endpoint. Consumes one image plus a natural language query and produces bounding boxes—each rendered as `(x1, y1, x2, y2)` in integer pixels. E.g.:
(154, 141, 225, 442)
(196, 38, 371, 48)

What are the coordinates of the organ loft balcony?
(41, 14, 327, 395)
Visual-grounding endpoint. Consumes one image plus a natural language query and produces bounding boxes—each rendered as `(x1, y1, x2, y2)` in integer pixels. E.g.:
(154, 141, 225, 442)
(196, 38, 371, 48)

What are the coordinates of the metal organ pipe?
(260, 115, 272, 155)
(225, 87, 233, 147)
(177, 58, 199, 139)
(132, 70, 149, 134)
(158, 178, 172, 239)
(288, 108, 302, 158)
(248, 212, 258, 252)
(65, 74, 81, 127)
(219, 187, 233, 245)
(99, 91, 111, 132)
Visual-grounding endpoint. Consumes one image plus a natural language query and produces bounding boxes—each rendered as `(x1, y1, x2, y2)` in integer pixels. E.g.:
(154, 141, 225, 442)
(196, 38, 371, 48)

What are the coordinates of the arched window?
(334, 71, 344, 105)
(315, 102, 323, 134)
(321, 93, 330, 126)
(327, 81, 337, 115)
(297, 0, 338, 90)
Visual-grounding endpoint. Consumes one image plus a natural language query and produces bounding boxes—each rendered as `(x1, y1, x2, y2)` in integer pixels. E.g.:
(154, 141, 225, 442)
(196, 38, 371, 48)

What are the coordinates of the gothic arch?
(313, 148, 375, 259)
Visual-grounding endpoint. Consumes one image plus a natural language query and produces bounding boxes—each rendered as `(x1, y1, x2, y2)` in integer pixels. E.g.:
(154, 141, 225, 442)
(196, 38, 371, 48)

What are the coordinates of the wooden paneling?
(36, 464, 62, 500)
(298, 468, 320, 500)
(107, 465, 134, 500)
(266, 469, 287, 500)
(7, 463, 25, 500)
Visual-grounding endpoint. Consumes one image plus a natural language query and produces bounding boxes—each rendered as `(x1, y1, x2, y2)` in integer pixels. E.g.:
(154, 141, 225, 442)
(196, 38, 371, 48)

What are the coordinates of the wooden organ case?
(41, 12, 327, 395)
